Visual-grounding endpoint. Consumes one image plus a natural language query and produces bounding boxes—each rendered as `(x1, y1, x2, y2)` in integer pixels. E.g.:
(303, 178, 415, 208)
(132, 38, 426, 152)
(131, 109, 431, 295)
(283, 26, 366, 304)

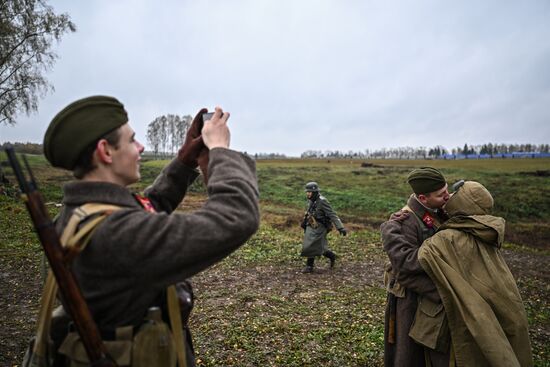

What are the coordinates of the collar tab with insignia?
(422, 212, 434, 229)
(133, 194, 156, 213)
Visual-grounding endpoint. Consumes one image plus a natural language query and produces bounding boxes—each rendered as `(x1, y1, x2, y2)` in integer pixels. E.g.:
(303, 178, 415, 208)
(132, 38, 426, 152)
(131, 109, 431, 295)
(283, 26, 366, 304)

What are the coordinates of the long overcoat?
(419, 215, 532, 367)
(380, 195, 449, 367)
(301, 195, 344, 257)
(53, 148, 260, 366)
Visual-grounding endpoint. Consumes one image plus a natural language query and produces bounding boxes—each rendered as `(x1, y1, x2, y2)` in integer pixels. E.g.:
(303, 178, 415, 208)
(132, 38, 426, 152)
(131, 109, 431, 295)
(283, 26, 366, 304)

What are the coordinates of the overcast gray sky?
(1, 0, 549, 156)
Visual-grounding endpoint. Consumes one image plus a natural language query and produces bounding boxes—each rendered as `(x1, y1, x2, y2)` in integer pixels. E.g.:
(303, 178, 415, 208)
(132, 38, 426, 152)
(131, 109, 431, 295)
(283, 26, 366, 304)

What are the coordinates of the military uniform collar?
(407, 194, 445, 229)
(62, 181, 142, 208)
(409, 194, 438, 216)
(311, 194, 325, 202)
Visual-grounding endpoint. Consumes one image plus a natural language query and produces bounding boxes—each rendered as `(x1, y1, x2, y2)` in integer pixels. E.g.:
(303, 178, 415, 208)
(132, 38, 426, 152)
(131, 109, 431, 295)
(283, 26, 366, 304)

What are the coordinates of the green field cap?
(43, 96, 128, 170)
(407, 167, 446, 194)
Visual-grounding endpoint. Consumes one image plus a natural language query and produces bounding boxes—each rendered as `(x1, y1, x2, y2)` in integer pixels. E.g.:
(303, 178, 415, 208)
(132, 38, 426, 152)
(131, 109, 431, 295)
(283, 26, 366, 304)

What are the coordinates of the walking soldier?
(300, 182, 347, 273)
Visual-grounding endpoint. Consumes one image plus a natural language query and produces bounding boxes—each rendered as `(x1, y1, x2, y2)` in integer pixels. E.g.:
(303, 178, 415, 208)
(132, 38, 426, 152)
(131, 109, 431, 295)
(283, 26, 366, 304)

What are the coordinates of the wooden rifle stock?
(4, 147, 116, 367)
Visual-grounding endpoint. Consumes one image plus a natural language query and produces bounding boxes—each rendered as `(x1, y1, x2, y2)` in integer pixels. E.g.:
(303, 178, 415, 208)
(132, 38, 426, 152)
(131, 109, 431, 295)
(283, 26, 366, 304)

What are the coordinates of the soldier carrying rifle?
(300, 181, 347, 273)
(21, 95, 259, 366)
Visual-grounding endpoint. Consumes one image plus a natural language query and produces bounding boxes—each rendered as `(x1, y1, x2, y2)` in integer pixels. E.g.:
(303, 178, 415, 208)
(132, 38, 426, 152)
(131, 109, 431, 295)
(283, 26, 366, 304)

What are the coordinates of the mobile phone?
(202, 112, 215, 123)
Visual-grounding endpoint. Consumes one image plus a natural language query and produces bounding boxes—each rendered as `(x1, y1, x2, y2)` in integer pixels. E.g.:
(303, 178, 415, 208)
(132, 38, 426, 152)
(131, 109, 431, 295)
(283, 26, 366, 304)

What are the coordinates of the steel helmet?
(304, 182, 320, 192)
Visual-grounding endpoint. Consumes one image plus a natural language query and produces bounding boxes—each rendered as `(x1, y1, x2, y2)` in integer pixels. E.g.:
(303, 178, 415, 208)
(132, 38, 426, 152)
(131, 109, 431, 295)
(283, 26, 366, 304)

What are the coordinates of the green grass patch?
(1, 155, 549, 366)
(257, 159, 550, 245)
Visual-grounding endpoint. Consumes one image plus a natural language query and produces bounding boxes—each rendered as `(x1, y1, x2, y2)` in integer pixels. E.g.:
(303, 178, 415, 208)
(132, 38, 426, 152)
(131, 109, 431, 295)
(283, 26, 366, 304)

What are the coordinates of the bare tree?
(0, 0, 76, 125)
(146, 114, 191, 158)
(146, 119, 161, 156)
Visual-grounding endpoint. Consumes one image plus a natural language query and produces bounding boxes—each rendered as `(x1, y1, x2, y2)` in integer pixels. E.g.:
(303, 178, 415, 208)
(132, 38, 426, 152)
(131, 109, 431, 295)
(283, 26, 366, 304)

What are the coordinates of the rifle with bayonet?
(4, 146, 117, 367)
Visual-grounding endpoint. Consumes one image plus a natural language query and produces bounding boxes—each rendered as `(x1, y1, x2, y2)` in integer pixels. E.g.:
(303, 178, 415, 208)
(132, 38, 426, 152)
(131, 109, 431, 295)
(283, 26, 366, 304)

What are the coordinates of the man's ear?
(95, 139, 114, 164)
(417, 193, 428, 205)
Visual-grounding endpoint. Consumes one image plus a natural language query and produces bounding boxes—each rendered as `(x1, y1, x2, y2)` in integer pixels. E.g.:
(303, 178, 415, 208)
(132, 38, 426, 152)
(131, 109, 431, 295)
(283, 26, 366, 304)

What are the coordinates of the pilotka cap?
(407, 167, 446, 195)
(43, 96, 128, 170)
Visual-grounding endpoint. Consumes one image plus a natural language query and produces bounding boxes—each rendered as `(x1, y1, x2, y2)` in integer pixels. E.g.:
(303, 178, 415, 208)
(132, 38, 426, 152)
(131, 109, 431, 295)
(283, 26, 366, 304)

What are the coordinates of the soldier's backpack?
(22, 203, 191, 367)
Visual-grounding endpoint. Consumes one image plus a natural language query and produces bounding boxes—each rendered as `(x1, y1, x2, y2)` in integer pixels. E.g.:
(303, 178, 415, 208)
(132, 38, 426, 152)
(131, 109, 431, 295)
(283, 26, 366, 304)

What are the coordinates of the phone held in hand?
(202, 112, 215, 123)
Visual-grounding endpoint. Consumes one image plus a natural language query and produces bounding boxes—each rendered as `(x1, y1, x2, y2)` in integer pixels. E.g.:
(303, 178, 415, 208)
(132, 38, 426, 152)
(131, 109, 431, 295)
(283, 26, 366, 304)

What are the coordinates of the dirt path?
(0, 246, 548, 366)
(0, 253, 42, 366)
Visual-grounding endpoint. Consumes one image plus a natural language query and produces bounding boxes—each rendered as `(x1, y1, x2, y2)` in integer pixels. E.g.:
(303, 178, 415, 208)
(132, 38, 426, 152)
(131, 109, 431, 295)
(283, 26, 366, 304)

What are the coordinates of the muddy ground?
(1, 242, 548, 366)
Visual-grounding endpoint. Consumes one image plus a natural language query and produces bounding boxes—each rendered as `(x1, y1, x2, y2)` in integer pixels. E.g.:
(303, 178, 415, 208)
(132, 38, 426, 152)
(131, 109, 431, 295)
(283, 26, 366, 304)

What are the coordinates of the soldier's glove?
(339, 228, 347, 236)
(197, 146, 209, 183)
(177, 108, 208, 168)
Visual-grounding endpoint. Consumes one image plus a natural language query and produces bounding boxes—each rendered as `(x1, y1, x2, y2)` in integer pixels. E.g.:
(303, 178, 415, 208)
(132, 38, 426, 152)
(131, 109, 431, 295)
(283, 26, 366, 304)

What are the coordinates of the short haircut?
(73, 127, 121, 179)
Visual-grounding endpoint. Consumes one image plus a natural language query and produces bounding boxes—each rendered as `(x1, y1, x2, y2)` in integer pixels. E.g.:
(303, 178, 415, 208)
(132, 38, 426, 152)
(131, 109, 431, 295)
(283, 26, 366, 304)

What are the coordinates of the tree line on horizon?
(299, 143, 550, 159)
(1, 141, 549, 160)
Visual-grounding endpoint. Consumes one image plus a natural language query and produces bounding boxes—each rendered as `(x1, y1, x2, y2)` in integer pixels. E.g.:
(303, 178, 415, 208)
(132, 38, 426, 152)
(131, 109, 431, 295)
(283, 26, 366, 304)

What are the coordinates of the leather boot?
(324, 251, 337, 268)
(302, 258, 315, 273)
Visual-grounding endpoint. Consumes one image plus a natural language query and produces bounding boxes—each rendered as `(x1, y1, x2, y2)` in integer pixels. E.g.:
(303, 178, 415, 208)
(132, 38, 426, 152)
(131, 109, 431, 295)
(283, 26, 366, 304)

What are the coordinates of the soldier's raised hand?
(339, 228, 347, 236)
(177, 108, 207, 168)
(202, 107, 230, 149)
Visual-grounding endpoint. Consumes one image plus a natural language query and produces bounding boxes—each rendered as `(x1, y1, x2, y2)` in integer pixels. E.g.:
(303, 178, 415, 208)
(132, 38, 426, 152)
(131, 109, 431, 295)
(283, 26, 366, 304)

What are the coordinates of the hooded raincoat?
(418, 181, 532, 367)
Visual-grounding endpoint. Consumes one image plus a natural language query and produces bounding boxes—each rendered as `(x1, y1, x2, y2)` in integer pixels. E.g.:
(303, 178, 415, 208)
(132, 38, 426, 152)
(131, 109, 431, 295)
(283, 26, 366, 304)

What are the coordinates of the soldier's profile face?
(419, 184, 450, 209)
(109, 123, 144, 186)
(306, 191, 313, 199)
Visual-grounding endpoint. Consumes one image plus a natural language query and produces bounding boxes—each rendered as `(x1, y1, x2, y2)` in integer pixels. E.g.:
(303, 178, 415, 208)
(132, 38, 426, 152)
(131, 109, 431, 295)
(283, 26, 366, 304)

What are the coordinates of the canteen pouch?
(132, 309, 177, 367)
(408, 297, 450, 353)
(58, 310, 177, 367)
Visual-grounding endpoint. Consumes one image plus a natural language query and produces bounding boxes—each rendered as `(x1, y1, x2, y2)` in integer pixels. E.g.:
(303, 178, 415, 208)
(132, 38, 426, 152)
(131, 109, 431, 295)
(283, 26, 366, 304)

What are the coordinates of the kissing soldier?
(380, 167, 451, 367)
(37, 96, 260, 366)
(418, 181, 532, 366)
(300, 181, 347, 273)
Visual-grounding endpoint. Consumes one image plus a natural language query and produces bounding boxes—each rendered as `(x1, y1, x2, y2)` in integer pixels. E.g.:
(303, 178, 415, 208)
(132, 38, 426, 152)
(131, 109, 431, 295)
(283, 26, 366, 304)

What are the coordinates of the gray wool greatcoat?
(301, 194, 344, 257)
(53, 148, 259, 363)
(380, 195, 449, 367)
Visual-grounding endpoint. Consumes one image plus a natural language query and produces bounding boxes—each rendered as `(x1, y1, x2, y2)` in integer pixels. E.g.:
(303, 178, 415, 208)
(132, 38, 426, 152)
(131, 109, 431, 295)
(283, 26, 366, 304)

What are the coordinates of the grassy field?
(0, 155, 549, 366)
(255, 158, 550, 248)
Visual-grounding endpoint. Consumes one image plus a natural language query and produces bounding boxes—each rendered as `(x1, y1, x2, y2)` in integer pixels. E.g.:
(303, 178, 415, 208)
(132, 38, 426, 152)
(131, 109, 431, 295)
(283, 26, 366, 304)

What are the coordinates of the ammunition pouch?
(59, 330, 133, 367)
(306, 214, 334, 232)
(51, 285, 194, 367)
(59, 309, 178, 367)
(306, 214, 319, 229)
